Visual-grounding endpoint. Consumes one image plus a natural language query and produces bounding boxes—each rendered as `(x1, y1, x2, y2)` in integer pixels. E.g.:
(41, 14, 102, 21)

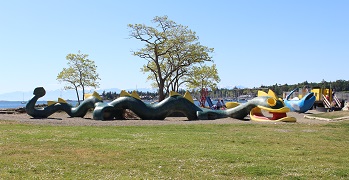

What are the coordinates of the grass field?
(0, 117, 349, 179)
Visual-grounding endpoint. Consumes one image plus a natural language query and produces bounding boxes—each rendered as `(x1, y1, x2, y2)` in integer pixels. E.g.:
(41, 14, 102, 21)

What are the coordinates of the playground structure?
(283, 88, 316, 113)
(283, 87, 345, 112)
(311, 87, 344, 111)
(26, 87, 296, 122)
(199, 88, 234, 110)
(199, 88, 208, 107)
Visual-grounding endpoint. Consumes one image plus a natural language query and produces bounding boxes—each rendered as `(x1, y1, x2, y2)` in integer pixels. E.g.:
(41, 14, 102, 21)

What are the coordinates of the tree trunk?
(158, 82, 165, 102)
(82, 86, 85, 101)
(74, 86, 80, 105)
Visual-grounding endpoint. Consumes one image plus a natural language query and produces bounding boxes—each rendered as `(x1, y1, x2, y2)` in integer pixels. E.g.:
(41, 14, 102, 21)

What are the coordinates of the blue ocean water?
(0, 101, 31, 109)
(0, 101, 79, 109)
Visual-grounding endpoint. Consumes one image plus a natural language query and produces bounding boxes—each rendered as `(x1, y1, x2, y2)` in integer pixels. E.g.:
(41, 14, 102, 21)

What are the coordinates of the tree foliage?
(185, 64, 221, 91)
(57, 51, 100, 103)
(128, 15, 215, 101)
(98, 79, 349, 102)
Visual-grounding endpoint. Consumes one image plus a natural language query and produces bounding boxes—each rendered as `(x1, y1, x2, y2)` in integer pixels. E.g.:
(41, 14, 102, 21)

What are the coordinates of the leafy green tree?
(185, 64, 220, 91)
(128, 15, 214, 101)
(57, 51, 100, 103)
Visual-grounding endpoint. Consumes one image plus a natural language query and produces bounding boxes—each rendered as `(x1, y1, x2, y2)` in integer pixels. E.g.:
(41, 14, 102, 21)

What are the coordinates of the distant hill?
(0, 89, 81, 101)
(220, 85, 246, 89)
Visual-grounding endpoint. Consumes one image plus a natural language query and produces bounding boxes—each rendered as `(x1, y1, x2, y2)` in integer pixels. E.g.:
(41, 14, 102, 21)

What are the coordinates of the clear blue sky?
(0, 0, 348, 94)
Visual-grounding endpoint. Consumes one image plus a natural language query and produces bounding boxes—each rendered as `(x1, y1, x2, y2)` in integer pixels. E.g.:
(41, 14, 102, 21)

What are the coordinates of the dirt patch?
(0, 110, 340, 126)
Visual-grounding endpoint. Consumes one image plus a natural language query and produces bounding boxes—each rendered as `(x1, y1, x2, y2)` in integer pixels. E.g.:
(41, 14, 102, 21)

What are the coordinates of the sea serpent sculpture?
(91, 89, 296, 122)
(26, 87, 102, 118)
(26, 87, 296, 122)
(93, 91, 202, 120)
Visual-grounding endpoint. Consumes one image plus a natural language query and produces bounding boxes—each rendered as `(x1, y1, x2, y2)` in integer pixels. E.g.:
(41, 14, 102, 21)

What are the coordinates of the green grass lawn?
(0, 119, 348, 179)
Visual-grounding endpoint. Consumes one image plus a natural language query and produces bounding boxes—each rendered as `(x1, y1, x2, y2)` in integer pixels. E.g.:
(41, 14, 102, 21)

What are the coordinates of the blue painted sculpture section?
(26, 87, 296, 122)
(283, 88, 315, 113)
